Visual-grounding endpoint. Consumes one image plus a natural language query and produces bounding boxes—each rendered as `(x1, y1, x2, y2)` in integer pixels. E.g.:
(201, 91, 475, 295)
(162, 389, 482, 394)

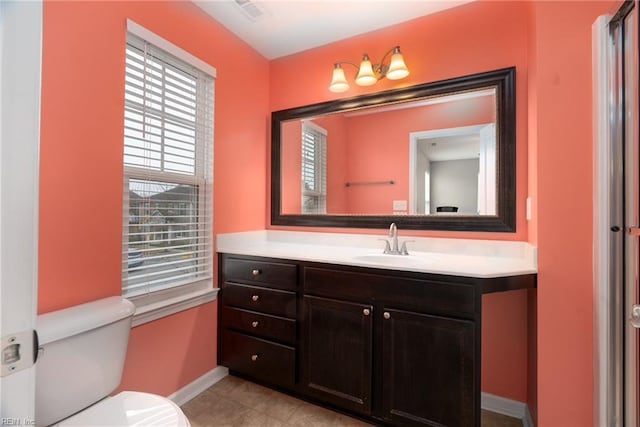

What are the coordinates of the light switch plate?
(526, 197, 532, 221)
(393, 200, 408, 211)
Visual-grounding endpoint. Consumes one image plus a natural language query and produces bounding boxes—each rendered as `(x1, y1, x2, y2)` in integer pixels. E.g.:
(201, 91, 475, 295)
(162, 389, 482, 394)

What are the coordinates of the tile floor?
(181, 375, 523, 427)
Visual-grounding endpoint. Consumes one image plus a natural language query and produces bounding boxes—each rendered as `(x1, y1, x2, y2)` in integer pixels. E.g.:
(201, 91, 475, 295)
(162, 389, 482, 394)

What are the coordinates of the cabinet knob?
(363, 308, 370, 316)
(383, 312, 391, 319)
(251, 321, 259, 328)
(251, 354, 259, 362)
(251, 295, 259, 302)
(251, 269, 261, 276)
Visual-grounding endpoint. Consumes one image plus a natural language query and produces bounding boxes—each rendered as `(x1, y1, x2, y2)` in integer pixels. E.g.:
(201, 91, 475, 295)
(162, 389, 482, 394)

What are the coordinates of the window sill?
(129, 286, 219, 327)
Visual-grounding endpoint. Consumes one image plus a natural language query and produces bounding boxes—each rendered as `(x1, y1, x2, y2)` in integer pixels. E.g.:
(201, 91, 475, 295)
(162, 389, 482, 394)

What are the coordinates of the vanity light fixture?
(329, 46, 409, 93)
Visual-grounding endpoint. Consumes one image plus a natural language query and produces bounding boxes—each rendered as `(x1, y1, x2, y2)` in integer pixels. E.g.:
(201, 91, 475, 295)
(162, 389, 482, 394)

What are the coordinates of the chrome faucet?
(381, 223, 411, 255)
(389, 223, 399, 254)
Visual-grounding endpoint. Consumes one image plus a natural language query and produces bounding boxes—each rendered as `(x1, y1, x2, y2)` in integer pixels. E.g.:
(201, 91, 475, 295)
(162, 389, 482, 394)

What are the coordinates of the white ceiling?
(420, 134, 480, 162)
(193, 0, 472, 59)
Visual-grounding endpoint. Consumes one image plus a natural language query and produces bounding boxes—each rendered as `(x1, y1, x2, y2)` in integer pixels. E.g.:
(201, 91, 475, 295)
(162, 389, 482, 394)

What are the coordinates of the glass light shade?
(355, 55, 378, 86)
(386, 48, 409, 80)
(329, 65, 349, 93)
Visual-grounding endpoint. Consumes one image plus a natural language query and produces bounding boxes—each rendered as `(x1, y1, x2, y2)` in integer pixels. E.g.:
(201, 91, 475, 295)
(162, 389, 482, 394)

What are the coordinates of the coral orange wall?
(270, 1, 530, 403)
(118, 303, 218, 396)
(531, 1, 616, 425)
(39, 1, 269, 395)
(526, 1, 539, 422)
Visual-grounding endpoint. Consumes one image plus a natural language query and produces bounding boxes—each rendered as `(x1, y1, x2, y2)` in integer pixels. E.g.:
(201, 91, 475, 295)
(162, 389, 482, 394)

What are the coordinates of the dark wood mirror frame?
(270, 67, 516, 232)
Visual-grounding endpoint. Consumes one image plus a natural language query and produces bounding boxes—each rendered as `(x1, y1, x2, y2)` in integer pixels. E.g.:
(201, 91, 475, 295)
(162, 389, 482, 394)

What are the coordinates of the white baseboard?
(482, 392, 534, 427)
(168, 366, 229, 406)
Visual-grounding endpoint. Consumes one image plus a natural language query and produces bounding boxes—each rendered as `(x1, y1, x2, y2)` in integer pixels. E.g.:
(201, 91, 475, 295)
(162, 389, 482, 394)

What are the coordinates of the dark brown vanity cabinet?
(219, 253, 535, 427)
(301, 266, 479, 427)
(219, 255, 298, 389)
(300, 297, 474, 426)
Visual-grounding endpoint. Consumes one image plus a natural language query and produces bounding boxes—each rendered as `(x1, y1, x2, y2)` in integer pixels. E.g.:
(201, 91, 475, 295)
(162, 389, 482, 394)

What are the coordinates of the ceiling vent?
(234, 0, 266, 22)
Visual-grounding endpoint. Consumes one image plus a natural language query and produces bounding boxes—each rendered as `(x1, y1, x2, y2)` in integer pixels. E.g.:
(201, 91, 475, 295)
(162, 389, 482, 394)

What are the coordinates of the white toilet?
(35, 297, 190, 427)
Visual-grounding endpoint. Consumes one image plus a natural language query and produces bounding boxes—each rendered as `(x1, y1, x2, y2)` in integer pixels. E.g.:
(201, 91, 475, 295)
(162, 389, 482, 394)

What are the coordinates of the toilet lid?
(57, 391, 190, 426)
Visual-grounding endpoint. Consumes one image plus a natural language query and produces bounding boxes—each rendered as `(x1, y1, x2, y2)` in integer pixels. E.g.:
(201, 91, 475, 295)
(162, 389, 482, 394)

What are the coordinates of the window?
(122, 29, 214, 302)
(301, 122, 327, 214)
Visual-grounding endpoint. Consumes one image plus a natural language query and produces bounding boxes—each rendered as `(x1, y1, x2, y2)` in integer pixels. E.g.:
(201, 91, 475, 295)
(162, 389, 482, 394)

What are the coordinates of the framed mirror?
(271, 67, 515, 232)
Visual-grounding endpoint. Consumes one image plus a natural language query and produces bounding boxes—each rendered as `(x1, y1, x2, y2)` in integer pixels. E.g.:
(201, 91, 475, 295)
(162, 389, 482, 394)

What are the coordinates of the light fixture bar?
(328, 45, 409, 93)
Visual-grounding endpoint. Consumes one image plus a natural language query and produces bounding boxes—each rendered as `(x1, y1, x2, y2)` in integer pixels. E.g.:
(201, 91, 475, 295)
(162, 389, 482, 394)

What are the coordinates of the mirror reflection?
(280, 87, 497, 217)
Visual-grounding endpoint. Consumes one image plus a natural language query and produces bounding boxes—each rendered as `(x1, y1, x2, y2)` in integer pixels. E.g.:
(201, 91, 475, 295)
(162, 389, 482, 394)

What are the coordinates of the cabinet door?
(302, 295, 373, 415)
(381, 308, 476, 427)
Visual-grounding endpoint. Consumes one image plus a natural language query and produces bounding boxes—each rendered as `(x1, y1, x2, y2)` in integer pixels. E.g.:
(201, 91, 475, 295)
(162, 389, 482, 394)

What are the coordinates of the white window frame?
(301, 121, 327, 214)
(123, 21, 217, 326)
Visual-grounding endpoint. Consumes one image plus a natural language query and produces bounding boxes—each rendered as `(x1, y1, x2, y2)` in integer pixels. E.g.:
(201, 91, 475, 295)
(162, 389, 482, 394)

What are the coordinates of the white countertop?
(216, 230, 537, 279)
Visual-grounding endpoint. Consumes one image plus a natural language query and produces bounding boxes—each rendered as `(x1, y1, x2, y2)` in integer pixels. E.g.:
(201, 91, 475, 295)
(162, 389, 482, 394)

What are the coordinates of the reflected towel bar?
(345, 180, 395, 187)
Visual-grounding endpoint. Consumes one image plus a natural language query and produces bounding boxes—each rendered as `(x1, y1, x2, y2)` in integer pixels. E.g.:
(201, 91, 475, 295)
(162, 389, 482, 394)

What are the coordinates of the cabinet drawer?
(223, 306, 296, 345)
(222, 283, 296, 318)
(222, 330, 295, 388)
(223, 257, 297, 291)
(304, 267, 475, 319)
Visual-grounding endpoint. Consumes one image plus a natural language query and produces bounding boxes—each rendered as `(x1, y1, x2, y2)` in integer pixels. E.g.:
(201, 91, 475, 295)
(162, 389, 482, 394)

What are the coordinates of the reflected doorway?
(409, 124, 496, 215)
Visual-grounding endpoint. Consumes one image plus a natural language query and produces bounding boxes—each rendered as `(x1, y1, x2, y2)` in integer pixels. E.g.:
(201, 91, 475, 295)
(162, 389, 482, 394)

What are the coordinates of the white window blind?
(122, 33, 214, 297)
(301, 122, 327, 214)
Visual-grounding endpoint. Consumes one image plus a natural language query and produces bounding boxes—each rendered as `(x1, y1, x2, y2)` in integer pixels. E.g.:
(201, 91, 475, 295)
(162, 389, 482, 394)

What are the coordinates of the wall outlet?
(393, 200, 408, 211)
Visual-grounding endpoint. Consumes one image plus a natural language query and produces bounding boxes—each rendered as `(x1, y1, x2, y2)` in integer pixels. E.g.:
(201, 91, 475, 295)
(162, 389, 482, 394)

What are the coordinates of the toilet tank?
(35, 297, 136, 427)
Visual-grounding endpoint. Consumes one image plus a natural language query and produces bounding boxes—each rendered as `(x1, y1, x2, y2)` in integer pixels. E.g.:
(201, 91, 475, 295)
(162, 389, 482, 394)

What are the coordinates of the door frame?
(408, 124, 489, 215)
(0, 0, 42, 420)
(621, 3, 640, 425)
(593, 2, 638, 425)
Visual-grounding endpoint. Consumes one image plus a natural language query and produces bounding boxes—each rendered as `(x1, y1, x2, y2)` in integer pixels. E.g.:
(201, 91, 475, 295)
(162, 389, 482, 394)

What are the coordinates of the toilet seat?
(57, 391, 190, 426)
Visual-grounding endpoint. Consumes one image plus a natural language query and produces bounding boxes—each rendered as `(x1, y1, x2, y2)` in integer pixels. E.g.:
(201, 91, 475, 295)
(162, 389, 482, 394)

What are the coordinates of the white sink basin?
(351, 253, 436, 266)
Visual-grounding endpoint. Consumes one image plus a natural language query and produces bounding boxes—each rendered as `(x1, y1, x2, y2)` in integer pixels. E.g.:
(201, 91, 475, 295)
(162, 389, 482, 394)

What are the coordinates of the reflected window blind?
(301, 123, 327, 214)
(122, 33, 214, 297)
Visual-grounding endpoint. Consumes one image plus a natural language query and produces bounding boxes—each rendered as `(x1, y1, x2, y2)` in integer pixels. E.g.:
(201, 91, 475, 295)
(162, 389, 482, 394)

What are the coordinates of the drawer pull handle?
(383, 312, 391, 319)
(251, 295, 260, 302)
(251, 269, 261, 276)
(363, 308, 370, 316)
(251, 321, 259, 328)
(251, 354, 259, 362)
